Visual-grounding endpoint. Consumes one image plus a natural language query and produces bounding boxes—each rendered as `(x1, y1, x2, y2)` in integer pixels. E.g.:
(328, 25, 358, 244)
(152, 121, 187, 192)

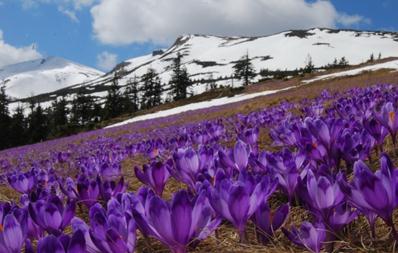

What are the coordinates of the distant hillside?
(0, 56, 103, 99)
(9, 28, 398, 109)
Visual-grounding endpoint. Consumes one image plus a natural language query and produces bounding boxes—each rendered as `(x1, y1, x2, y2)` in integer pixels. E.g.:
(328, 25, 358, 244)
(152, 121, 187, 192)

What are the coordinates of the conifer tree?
(233, 53, 256, 86)
(9, 105, 26, 147)
(71, 91, 95, 126)
(339, 57, 349, 67)
(104, 74, 123, 119)
(49, 97, 69, 137)
(28, 103, 48, 143)
(304, 54, 315, 73)
(141, 68, 162, 109)
(369, 53, 375, 62)
(0, 86, 10, 149)
(52, 97, 68, 126)
(123, 76, 140, 112)
(170, 53, 191, 101)
(153, 76, 162, 107)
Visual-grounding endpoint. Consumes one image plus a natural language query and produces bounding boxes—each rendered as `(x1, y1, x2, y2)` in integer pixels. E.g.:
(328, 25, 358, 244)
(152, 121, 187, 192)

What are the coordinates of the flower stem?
(239, 228, 248, 243)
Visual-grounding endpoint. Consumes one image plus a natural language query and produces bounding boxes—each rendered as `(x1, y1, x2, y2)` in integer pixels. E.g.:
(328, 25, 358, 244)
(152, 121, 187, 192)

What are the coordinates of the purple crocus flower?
(304, 117, 344, 168)
(218, 140, 251, 173)
(35, 230, 86, 253)
(283, 222, 326, 253)
(98, 176, 126, 201)
(252, 203, 289, 244)
(100, 162, 122, 179)
(266, 150, 306, 201)
(135, 161, 170, 196)
(209, 173, 277, 241)
(71, 218, 101, 253)
(59, 177, 79, 199)
(305, 170, 344, 214)
(28, 195, 76, 235)
(77, 175, 100, 207)
(130, 187, 156, 238)
(376, 102, 398, 145)
(239, 127, 259, 154)
(7, 171, 35, 194)
(139, 189, 221, 253)
(12, 203, 44, 240)
(87, 203, 136, 253)
(338, 129, 373, 168)
(0, 213, 24, 253)
(363, 117, 389, 150)
(338, 154, 398, 239)
(172, 148, 201, 189)
(326, 203, 357, 233)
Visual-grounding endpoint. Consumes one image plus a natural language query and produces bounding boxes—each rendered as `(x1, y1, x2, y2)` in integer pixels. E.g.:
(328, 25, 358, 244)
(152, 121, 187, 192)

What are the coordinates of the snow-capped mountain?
(71, 28, 398, 99)
(0, 57, 103, 99)
(11, 28, 398, 107)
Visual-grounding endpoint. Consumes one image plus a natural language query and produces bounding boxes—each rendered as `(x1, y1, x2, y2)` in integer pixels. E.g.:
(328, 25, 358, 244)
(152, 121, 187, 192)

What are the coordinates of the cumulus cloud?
(96, 51, 118, 71)
(90, 0, 371, 46)
(0, 30, 42, 68)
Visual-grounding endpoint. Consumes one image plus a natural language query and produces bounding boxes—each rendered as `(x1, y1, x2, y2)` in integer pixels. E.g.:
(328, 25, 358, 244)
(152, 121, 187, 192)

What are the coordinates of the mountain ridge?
(7, 27, 398, 109)
(0, 56, 103, 100)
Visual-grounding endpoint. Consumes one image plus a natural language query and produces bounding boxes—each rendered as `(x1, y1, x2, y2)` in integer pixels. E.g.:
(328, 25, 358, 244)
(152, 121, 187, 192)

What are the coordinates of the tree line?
(0, 51, 357, 150)
(0, 53, 194, 150)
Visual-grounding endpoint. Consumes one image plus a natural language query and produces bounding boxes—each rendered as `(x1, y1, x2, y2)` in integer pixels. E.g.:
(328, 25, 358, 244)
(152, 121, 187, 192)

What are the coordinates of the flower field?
(1, 82, 398, 253)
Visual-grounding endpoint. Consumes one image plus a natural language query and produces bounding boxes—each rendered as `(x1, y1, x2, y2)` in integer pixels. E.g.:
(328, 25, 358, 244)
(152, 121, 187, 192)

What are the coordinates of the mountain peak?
(0, 56, 103, 100)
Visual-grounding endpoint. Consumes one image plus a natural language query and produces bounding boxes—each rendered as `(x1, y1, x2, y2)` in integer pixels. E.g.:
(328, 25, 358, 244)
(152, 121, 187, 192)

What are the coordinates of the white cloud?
(96, 51, 118, 71)
(337, 13, 371, 27)
(0, 30, 42, 68)
(90, 0, 371, 46)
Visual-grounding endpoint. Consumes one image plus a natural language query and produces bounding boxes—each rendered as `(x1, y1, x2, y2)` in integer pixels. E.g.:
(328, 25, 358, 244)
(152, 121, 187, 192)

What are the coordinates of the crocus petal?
(3, 214, 24, 253)
(68, 230, 86, 253)
(234, 140, 249, 171)
(37, 235, 65, 253)
(147, 195, 174, 245)
(228, 185, 250, 230)
(171, 191, 192, 245)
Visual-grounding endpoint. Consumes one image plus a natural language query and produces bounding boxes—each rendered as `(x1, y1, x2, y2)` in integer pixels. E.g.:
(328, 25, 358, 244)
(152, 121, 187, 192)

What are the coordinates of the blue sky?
(0, 0, 396, 71)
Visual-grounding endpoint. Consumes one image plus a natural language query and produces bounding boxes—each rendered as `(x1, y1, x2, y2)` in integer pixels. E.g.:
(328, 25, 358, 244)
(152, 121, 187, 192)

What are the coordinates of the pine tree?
(304, 54, 315, 73)
(206, 77, 217, 92)
(124, 76, 140, 112)
(170, 53, 191, 101)
(339, 57, 349, 67)
(52, 97, 68, 126)
(369, 53, 374, 62)
(49, 97, 69, 137)
(153, 76, 162, 107)
(332, 58, 338, 68)
(0, 86, 11, 149)
(141, 68, 162, 109)
(71, 91, 95, 126)
(104, 74, 123, 119)
(233, 53, 256, 86)
(9, 105, 26, 147)
(28, 103, 48, 143)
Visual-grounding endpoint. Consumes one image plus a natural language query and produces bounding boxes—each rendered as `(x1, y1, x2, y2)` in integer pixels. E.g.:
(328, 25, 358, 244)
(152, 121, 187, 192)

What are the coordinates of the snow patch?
(302, 59, 398, 83)
(106, 86, 294, 128)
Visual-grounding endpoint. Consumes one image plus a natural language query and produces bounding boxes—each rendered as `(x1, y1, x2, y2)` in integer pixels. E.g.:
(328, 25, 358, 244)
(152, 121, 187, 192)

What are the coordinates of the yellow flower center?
(0, 223, 3, 232)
